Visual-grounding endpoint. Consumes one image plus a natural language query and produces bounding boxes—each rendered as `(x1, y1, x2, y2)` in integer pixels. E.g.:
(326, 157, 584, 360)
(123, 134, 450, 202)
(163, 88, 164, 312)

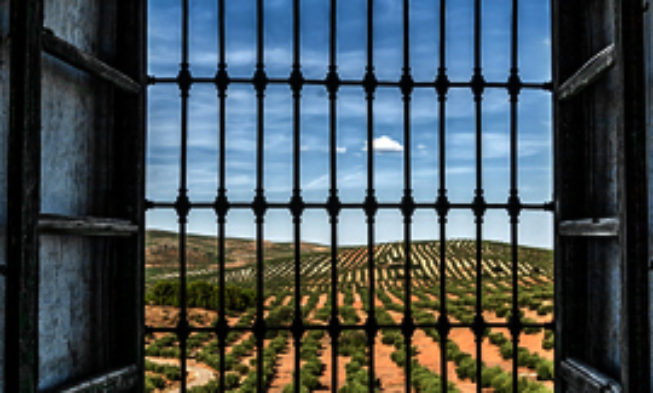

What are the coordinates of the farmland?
(144, 230, 554, 393)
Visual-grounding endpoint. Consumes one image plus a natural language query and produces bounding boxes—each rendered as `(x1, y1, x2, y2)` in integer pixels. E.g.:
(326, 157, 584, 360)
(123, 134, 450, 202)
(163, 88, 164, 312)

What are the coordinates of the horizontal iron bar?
(45, 364, 138, 393)
(558, 217, 619, 237)
(146, 200, 553, 211)
(145, 321, 554, 334)
(557, 43, 616, 101)
(148, 75, 552, 91)
(41, 29, 141, 94)
(38, 214, 138, 236)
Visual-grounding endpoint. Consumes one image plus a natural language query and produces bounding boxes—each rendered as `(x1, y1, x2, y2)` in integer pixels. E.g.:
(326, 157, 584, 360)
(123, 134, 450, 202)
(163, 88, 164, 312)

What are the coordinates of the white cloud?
(363, 135, 404, 152)
(336, 146, 347, 154)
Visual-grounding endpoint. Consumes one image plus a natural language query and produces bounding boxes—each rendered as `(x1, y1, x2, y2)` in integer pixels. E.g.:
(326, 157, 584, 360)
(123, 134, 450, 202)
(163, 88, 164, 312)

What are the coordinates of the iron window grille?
(144, 1, 554, 393)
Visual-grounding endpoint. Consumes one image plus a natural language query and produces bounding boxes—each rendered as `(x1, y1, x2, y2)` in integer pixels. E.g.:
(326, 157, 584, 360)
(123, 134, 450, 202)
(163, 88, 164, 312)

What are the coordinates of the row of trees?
(146, 281, 256, 312)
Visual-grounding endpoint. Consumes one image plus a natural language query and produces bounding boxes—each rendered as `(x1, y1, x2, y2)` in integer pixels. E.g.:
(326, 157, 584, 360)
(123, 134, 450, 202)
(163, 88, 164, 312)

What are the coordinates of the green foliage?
(488, 332, 508, 346)
(455, 356, 477, 381)
(522, 318, 542, 334)
(536, 360, 554, 380)
(499, 342, 513, 359)
(481, 366, 504, 388)
(313, 305, 331, 321)
(542, 330, 554, 350)
(339, 331, 367, 356)
(340, 305, 360, 324)
(146, 281, 255, 312)
(144, 374, 166, 393)
(187, 332, 211, 349)
(144, 239, 554, 393)
(145, 334, 180, 357)
(144, 359, 182, 380)
(283, 383, 310, 393)
(412, 364, 458, 393)
(537, 303, 554, 316)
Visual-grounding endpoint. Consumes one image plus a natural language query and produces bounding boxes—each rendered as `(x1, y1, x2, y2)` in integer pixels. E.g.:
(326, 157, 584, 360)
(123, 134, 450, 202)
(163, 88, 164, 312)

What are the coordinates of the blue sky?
(146, 0, 553, 248)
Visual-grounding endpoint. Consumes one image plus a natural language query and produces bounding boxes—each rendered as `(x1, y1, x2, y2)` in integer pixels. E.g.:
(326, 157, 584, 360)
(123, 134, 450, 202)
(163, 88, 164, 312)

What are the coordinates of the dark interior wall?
(555, 0, 624, 378)
(2, 0, 143, 390)
(0, 0, 8, 390)
(645, 2, 653, 388)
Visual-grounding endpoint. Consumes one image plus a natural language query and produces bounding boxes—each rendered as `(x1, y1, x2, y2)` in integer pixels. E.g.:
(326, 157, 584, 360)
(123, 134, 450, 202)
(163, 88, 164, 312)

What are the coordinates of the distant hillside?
(145, 230, 553, 290)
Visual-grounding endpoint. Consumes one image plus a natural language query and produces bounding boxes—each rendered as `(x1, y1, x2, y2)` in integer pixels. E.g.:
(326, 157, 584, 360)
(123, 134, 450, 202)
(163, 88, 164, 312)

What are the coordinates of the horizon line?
(145, 227, 554, 251)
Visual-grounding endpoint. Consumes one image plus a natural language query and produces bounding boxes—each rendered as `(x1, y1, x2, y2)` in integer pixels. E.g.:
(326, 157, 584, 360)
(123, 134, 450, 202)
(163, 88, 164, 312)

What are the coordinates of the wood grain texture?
(41, 29, 140, 94)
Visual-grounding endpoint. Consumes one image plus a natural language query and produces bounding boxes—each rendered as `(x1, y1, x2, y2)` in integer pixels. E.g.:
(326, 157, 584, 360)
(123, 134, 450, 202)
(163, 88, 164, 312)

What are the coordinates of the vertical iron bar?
(327, 0, 341, 392)
(401, 0, 414, 392)
(364, 1, 377, 393)
(508, 0, 522, 392)
(472, 1, 485, 392)
(216, 0, 228, 391)
(291, 0, 303, 392)
(436, 1, 450, 392)
(177, 1, 190, 392)
(254, 0, 267, 392)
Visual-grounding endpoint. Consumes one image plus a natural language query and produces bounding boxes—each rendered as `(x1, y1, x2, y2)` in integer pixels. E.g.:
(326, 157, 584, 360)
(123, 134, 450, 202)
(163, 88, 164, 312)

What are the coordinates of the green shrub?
(537, 303, 553, 316)
(488, 332, 508, 346)
(225, 372, 240, 389)
(144, 374, 166, 392)
(542, 331, 554, 350)
(445, 341, 460, 361)
(455, 357, 477, 380)
(522, 318, 542, 334)
(284, 383, 310, 393)
(234, 363, 249, 375)
(339, 331, 366, 356)
(481, 366, 503, 388)
(146, 281, 255, 312)
(499, 342, 513, 359)
(491, 373, 512, 393)
(162, 365, 181, 381)
(535, 360, 554, 380)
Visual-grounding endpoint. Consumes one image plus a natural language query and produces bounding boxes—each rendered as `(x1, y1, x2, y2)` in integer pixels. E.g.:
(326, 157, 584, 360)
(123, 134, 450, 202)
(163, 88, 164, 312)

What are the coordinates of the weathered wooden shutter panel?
(553, 0, 649, 392)
(5, 1, 145, 392)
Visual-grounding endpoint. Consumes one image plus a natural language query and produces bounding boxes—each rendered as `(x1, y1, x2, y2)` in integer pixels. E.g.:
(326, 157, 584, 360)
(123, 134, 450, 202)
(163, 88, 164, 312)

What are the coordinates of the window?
(4, 1, 651, 392)
(144, 1, 555, 393)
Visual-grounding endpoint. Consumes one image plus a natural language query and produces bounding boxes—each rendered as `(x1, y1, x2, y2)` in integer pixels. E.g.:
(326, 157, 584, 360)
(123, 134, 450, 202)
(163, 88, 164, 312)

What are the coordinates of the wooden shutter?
(553, 0, 649, 392)
(5, 1, 146, 391)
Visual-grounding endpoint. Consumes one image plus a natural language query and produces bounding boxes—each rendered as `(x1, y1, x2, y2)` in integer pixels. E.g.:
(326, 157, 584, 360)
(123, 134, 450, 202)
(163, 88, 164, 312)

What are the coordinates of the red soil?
(375, 334, 414, 393)
(319, 335, 348, 391)
(351, 294, 413, 393)
(227, 332, 252, 355)
(268, 337, 296, 393)
(145, 305, 241, 328)
(306, 293, 328, 323)
(381, 301, 473, 393)
(385, 290, 420, 308)
(147, 357, 217, 393)
(381, 295, 552, 391)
